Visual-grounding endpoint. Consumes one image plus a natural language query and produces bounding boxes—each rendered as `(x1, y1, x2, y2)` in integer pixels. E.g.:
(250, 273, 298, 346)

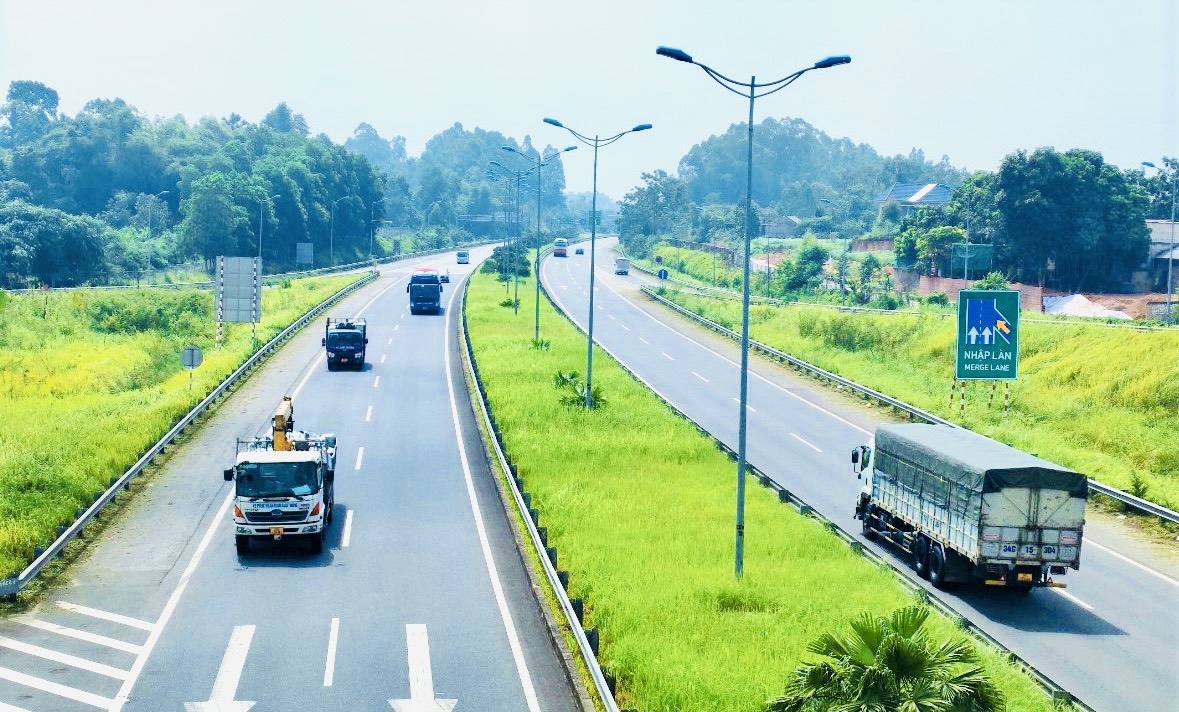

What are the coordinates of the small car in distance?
(575, 247, 584, 255)
(456, 250, 470, 264)
(440, 269, 450, 283)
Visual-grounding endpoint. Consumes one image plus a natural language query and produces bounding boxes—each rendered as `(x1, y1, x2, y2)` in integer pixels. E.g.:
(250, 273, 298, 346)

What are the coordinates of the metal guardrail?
(637, 284, 1179, 526)
(629, 258, 1179, 331)
(460, 262, 617, 712)
(0, 270, 379, 598)
(537, 257, 1093, 711)
(2, 239, 502, 295)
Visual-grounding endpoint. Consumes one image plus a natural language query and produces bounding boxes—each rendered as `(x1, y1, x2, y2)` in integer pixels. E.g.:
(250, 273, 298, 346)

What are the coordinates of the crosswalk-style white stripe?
(18, 618, 142, 655)
(56, 602, 154, 632)
(0, 699, 32, 711)
(0, 636, 130, 680)
(0, 666, 114, 708)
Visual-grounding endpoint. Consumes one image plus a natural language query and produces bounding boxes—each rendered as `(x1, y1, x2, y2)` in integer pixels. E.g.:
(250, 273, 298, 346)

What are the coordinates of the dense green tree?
(766, 606, 1004, 712)
(995, 148, 1148, 291)
(1, 80, 60, 147)
(618, 170, 690, 257)
(0, 200, 110, 287)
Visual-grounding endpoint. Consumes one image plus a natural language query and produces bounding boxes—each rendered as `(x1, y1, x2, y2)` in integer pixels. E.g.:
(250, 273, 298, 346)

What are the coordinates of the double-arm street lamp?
(543, 117, 651, 407)
(258, 194, 280, 264)
(657, 45, 850, 577)
(489, 161, 541, 313)
(330, 195, 354, 268)
(1142, 160, 1176, 324)
(501, 144, 578, 342)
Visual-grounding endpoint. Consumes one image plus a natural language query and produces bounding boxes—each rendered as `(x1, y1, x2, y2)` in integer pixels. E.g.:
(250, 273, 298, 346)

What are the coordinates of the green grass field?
(656, 290, 1179, 511)
(466, 270, 1057, 711)
(0, 275, 360, 578)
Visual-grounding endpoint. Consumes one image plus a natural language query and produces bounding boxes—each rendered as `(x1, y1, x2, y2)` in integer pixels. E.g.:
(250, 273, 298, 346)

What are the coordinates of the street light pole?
(1143, 161, 1176, 324)
(258, 193, 280, 266)
(502, 144, 578, 342)
(544, 118, 652, 407)
(330, 195, 353, 268)
(489, 161, 540, 304)
(370, 197, 388, 261)
(657, 45, 850, 577)
(144, 190, 169, 283)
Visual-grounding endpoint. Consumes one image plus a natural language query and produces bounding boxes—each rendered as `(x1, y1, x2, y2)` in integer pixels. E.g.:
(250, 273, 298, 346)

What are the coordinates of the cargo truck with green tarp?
(852, 423, 1087, 590)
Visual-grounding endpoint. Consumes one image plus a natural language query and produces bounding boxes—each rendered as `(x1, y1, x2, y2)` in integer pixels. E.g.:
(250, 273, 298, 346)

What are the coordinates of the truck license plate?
(1017, 572, 1033, 582)
(270, 527, 283, 537)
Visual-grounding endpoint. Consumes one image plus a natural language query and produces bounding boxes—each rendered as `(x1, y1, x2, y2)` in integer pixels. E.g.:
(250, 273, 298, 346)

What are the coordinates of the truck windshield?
(236, 461, 319, 497)
(411, 284, 440, 295)
(327, 331, 363, 346)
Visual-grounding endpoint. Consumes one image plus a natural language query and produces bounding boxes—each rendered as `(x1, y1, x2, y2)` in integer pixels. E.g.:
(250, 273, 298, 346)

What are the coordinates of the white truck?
(613, 256, 630, 275)
(223, 397, 337, 555)
(852, 423, 1086, 590)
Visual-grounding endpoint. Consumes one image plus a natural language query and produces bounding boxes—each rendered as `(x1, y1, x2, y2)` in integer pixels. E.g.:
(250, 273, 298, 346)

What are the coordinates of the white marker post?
(184, 625, 256, 712)
(388, 624, 456, 712)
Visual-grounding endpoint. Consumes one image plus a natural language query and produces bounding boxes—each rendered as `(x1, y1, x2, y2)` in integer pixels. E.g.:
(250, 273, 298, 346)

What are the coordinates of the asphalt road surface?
(0, 247, 580, 712)
(542, 237, 1179, 712)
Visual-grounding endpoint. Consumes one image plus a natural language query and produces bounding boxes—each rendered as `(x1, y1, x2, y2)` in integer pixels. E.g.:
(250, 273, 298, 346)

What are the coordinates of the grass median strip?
(0, 275, 360, 579)
(465, 270, 1056, 711)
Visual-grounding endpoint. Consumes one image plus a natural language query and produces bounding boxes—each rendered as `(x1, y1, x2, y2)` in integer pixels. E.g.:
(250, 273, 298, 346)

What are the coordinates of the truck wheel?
(309, 531, 324, 555)
(235, 535, 250, 555)
(860, 510, 876, 539)
(929, 545, 947, 589)
(914, 537, 930, 579)
(327, 361, 336, 372)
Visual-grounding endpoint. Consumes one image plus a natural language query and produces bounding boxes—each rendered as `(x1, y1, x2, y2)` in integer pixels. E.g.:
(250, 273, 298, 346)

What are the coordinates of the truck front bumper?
(234, 518, 324, 539)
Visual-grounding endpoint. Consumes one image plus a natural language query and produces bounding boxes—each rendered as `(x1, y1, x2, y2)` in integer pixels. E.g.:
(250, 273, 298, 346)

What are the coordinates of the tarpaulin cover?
(875, 424, 1087, 499)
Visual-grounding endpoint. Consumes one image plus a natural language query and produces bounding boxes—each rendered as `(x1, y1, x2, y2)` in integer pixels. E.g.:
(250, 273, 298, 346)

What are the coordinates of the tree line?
(616, 113, 1174, 295)
(0, 80, 574, 288)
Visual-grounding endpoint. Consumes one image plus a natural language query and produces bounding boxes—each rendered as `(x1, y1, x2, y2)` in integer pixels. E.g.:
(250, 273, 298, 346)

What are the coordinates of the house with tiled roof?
(875, 182, 954, 216)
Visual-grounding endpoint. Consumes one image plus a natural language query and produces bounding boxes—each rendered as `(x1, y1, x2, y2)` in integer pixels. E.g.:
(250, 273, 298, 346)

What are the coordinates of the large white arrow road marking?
(184, 625, 256, 712)
(388, 624, 457, 712)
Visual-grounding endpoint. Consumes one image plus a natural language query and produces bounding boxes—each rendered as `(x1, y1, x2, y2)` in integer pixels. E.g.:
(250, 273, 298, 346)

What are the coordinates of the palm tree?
(766, 605, 1005, 712)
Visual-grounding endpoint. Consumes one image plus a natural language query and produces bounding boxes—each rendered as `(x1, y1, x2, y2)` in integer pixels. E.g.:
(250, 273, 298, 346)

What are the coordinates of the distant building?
(760, 215, 802, 238)
(1144, 220, 1178, 292)
(875, 182, 954, 216)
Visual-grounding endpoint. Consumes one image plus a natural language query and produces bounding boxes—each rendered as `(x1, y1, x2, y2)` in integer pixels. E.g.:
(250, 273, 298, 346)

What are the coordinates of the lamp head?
(632, 124, 653, 133)
(656, 46, 693, 63)
(543, 117, 564, 128)
(563, 145, 577, 153)
(489, 160, 504, 168)
(814, 55, 851, 69)
(1142, 161, 1158, 169)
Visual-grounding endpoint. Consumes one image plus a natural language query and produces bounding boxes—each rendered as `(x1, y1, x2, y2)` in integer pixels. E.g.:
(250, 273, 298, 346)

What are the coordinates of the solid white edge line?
(0, 635, 129, 680)
(342, 510, 354, 548)
(110, 491, 234, 710)
(55, 601, 155, 632)
(444, 277, 542, 711)
(1084, 538, 1179, 587)
(790, 432, 824, 453)
(323, 618, 340, 687)
(1051, 588, 1095, 611)
(0, 698, 33, 712)
(17, 619, 142, 655)
(0, 666, 113, 709)
(583, 259, 1179, 588)
(355, 447, 365, 471)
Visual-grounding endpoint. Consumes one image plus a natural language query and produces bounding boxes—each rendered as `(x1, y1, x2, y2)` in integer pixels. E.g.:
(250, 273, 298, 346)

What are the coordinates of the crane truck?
(223, 396, 337, 555)
(853, 423, 1086, 590)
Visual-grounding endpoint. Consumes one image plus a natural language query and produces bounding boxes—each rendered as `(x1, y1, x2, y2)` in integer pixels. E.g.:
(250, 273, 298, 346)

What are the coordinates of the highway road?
(542, 238, 1179, 712)
(0, 247, 581, 711)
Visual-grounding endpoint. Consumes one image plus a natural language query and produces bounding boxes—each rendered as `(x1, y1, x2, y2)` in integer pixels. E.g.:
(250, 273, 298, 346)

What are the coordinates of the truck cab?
(323, 318, 368, 371)
(407, 269, 443, 314)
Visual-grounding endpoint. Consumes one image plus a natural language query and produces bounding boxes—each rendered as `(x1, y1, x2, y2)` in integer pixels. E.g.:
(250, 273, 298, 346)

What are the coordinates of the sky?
(1, 0, 1175, 200)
